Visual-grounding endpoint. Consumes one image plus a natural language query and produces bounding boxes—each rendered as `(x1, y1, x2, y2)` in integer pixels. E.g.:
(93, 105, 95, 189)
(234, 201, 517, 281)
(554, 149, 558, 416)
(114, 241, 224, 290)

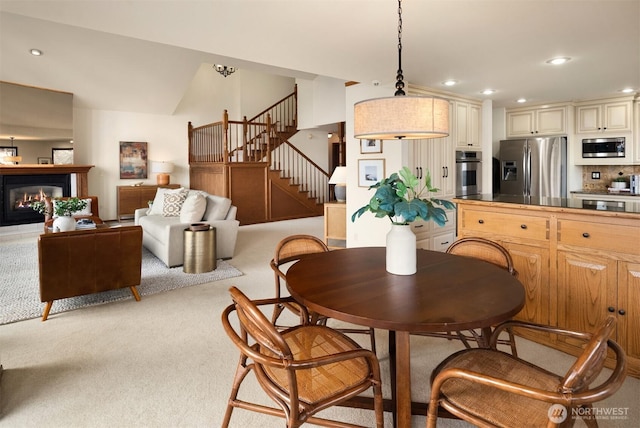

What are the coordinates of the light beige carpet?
(0, 217, 637, 427)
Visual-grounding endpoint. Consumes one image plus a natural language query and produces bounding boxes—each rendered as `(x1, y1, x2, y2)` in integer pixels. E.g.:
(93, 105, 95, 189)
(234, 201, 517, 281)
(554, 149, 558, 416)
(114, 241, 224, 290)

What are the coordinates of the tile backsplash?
(582, 165, 640, 191)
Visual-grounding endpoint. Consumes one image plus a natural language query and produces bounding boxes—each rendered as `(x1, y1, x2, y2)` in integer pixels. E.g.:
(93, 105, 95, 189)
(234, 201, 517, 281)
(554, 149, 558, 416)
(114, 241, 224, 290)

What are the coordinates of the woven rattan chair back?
(427, 316, 627, 428)
(446, 237, 517, 276)
(221, 286, 384, 428)
(270, 234, 376, 353)
(414, 237, 519, 354)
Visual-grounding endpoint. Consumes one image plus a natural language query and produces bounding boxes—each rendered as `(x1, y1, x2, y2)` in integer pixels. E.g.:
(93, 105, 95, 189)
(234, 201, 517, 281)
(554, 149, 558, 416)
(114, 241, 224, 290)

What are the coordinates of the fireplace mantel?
(0, 164, 94, 196)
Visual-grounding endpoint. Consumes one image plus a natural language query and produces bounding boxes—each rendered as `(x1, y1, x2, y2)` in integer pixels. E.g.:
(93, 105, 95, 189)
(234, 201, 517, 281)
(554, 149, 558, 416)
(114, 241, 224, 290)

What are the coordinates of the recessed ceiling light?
(30, 48, 43, 56)
(516, 98, 527, 103)
(546, 57, 571, 65)
(620, 88, 635, 93)
(481, 89, 495, 95)
(443, 80, 457, 86)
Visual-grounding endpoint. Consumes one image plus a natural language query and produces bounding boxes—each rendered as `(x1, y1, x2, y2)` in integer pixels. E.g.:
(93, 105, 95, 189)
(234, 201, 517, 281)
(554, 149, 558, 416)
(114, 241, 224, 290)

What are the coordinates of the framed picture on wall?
(52, 148, 74, 164)
(358, 159, 385, 187)
(119, 141, 148, 179)
(0, 147, 18, 165)
(360, 139, 382, 154)
(37, 157, 51, 164)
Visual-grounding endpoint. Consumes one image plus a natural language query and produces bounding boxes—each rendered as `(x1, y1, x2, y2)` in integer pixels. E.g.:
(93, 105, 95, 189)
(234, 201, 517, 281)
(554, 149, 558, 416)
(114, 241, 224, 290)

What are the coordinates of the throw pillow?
(180, 193, 207, 223)
(149, 187, 184, 215)
(162, 191, 188, 217)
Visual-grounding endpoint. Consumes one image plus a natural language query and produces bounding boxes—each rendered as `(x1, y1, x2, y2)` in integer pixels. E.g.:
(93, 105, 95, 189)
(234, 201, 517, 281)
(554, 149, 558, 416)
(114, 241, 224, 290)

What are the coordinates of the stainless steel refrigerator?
(499, 136, 567, 198)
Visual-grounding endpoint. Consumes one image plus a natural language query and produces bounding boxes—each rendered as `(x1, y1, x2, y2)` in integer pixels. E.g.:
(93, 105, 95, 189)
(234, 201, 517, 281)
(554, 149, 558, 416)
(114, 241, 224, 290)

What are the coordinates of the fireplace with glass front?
(0, 174, 71, 226)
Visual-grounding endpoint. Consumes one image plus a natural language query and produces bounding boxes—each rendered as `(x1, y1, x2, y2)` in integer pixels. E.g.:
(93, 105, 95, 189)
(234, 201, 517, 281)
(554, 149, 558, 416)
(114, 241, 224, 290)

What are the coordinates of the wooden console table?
(116, 184, 180, 221)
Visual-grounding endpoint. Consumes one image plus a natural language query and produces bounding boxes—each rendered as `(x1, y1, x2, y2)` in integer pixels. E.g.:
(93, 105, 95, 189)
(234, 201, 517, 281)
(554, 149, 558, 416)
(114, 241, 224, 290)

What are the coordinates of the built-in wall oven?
(455, 151, 482, 197)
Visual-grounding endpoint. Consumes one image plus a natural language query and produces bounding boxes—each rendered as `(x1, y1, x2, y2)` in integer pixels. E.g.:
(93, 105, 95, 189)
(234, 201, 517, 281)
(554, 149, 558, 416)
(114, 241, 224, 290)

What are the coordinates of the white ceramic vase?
(53, 215, 76, 232)
(386, 224, 417, 275)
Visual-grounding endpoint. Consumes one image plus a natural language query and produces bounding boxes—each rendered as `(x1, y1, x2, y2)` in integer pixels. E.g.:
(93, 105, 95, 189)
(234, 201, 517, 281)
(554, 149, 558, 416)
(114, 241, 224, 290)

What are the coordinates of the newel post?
(266, 113, 272, 165)
(223, 110, 229, 162)
(187, 121, 193, 163)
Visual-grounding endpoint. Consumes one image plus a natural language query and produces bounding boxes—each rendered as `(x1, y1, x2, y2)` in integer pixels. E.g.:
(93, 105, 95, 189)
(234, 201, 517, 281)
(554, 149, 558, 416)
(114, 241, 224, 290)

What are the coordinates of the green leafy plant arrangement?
(352, 166, 456, 226)
(30, 197, 87, 217)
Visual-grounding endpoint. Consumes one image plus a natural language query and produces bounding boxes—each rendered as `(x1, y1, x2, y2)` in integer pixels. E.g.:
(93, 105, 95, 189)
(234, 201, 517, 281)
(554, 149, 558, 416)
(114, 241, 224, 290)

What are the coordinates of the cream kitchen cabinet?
(506, 106, 567, 138)
(454, 101, 481, 149)
(575, 99, 632, 134)
(408, 135, 456, 199)
(408, 134, 456, 253)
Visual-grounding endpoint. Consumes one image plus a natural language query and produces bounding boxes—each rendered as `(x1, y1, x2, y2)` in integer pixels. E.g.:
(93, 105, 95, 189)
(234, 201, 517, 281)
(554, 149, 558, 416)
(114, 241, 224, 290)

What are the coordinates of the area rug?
(0, 241, 243, 325)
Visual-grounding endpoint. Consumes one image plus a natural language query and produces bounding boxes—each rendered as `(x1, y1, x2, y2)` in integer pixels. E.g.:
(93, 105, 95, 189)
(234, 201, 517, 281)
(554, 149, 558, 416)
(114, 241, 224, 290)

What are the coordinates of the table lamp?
(151, 161, 174, 186)
(328, 166, 347, 202)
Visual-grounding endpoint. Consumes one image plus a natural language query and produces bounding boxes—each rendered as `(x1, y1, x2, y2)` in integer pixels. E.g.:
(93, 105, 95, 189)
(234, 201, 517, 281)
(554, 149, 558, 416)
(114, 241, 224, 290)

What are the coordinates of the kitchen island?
(454, 195, 640, 377)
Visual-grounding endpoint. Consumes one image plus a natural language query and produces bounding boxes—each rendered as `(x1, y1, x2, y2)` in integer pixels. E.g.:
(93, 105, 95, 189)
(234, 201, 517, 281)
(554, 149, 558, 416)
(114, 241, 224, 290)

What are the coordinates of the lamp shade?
(151, 161, 174, 185)
(328, 166, 347, 185)
(151, 161, 174, 174)
(354, 96, 450, 140)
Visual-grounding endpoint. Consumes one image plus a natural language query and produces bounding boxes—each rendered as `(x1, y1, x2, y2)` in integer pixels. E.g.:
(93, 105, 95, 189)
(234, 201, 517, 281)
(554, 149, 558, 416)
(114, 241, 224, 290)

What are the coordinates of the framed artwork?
(358, 159, 385, 187)
(52, 148, 74, 164)
(0, 147, 18, 165)
(360, 139, 382, 154)
(119, 141, 148, 179)
(37, 157, 51, 164)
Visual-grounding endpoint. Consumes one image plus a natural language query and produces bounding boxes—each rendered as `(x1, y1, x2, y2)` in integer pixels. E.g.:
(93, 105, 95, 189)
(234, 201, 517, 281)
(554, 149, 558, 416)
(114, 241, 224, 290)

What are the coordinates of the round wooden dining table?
(286, 246, 525, 428)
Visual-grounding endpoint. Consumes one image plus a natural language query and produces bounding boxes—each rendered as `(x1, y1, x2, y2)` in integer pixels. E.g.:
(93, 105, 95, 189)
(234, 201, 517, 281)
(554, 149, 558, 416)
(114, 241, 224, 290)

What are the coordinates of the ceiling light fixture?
(4, 137, 23, 164)
(517, 98, 527, 103)
(481, 89, 495, 95)
(443, 80, 457, 86)
(620, 88, 635, 93)
(30, 48, 43, 56)
(546, 57, 571, 65)
(353, 0, 449, 140)
(213, 64, 236, 77)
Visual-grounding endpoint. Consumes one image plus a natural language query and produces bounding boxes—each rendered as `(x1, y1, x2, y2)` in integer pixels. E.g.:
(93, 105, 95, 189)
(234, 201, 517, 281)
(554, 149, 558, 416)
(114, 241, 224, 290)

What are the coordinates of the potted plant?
(30, 197, 88, 232)
(352, 166, 455, 275)
(611, 175, 628, 190)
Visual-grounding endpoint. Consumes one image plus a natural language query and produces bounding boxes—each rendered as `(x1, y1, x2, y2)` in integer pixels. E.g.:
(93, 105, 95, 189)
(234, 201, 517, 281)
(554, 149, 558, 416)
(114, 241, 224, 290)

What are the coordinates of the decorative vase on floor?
(386, 224, 416, 275)
(53, 215, 76, 232)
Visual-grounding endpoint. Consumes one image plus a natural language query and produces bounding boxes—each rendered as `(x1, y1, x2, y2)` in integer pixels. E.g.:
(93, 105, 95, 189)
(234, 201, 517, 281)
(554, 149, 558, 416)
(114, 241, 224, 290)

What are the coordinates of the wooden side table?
(323, 201, 346, 249)
(116, 184, 180, 221)
(183, 227, 216, 273)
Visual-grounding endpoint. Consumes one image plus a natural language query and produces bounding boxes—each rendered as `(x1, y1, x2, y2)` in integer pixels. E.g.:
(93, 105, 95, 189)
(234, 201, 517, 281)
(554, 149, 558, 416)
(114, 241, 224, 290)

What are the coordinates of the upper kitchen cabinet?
(454, 100, 481, 149)
(575, 97, 633, 134)
(506, 105, 568, 138)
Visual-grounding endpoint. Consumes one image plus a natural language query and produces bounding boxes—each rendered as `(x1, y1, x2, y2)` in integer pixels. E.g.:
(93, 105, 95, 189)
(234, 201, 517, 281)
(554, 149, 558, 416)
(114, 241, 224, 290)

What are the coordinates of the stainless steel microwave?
(582, 137, 625, 158)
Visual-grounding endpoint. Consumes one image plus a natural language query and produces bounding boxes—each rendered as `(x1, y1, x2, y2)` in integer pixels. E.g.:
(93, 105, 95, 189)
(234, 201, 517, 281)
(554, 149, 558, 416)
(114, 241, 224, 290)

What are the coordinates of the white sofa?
(134, 188, 239, 267)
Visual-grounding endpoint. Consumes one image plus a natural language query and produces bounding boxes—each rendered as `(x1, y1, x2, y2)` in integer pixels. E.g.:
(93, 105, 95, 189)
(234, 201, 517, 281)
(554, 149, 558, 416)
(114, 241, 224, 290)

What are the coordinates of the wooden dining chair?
(426, 316, 627, 428)
(270, 234, 376, 353)
(414, 237, 519, 355)
(221, 286, 384, 428)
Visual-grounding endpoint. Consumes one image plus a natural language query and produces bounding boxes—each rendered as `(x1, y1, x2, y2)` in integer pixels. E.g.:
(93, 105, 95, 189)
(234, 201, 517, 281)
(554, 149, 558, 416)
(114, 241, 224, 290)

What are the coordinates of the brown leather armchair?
(38, 225, 143, 321)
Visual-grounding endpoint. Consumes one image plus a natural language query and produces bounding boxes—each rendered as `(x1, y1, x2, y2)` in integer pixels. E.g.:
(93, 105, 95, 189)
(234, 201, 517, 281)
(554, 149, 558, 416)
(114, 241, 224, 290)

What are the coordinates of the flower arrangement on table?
(30, 197, 88, 217)
(351, 166, 456, 275)
(351, 166, 455, 226)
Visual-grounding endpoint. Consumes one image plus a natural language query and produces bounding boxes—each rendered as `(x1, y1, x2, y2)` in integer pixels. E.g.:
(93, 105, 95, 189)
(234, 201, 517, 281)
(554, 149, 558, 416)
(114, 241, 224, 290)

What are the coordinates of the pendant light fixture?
(354, 0, 449, 140)
(4, 137, 22, 164)
(213, 64, 236, 77)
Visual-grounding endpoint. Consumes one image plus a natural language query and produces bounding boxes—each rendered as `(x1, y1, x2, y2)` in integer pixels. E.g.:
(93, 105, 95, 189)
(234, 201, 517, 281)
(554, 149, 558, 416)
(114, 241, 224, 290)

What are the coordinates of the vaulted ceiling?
(1, 0, 638, 116)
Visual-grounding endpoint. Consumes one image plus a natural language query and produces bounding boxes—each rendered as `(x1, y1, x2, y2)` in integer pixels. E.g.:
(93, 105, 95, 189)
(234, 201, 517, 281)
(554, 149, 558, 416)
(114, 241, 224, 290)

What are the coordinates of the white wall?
(73, 67, 297, 220)
(345, 83, 406, 248)
(297, 76, 347, 129)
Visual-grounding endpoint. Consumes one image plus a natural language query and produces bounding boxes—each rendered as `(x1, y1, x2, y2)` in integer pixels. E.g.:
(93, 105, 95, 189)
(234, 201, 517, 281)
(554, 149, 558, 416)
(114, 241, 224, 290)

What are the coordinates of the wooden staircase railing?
(188, 86, 331, 216)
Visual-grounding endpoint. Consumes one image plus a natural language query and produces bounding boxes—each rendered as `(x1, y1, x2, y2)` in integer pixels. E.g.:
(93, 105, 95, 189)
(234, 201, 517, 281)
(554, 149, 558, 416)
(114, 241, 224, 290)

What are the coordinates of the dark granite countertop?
(570, 190, 640, 198)
(455, 194, 640, 215)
